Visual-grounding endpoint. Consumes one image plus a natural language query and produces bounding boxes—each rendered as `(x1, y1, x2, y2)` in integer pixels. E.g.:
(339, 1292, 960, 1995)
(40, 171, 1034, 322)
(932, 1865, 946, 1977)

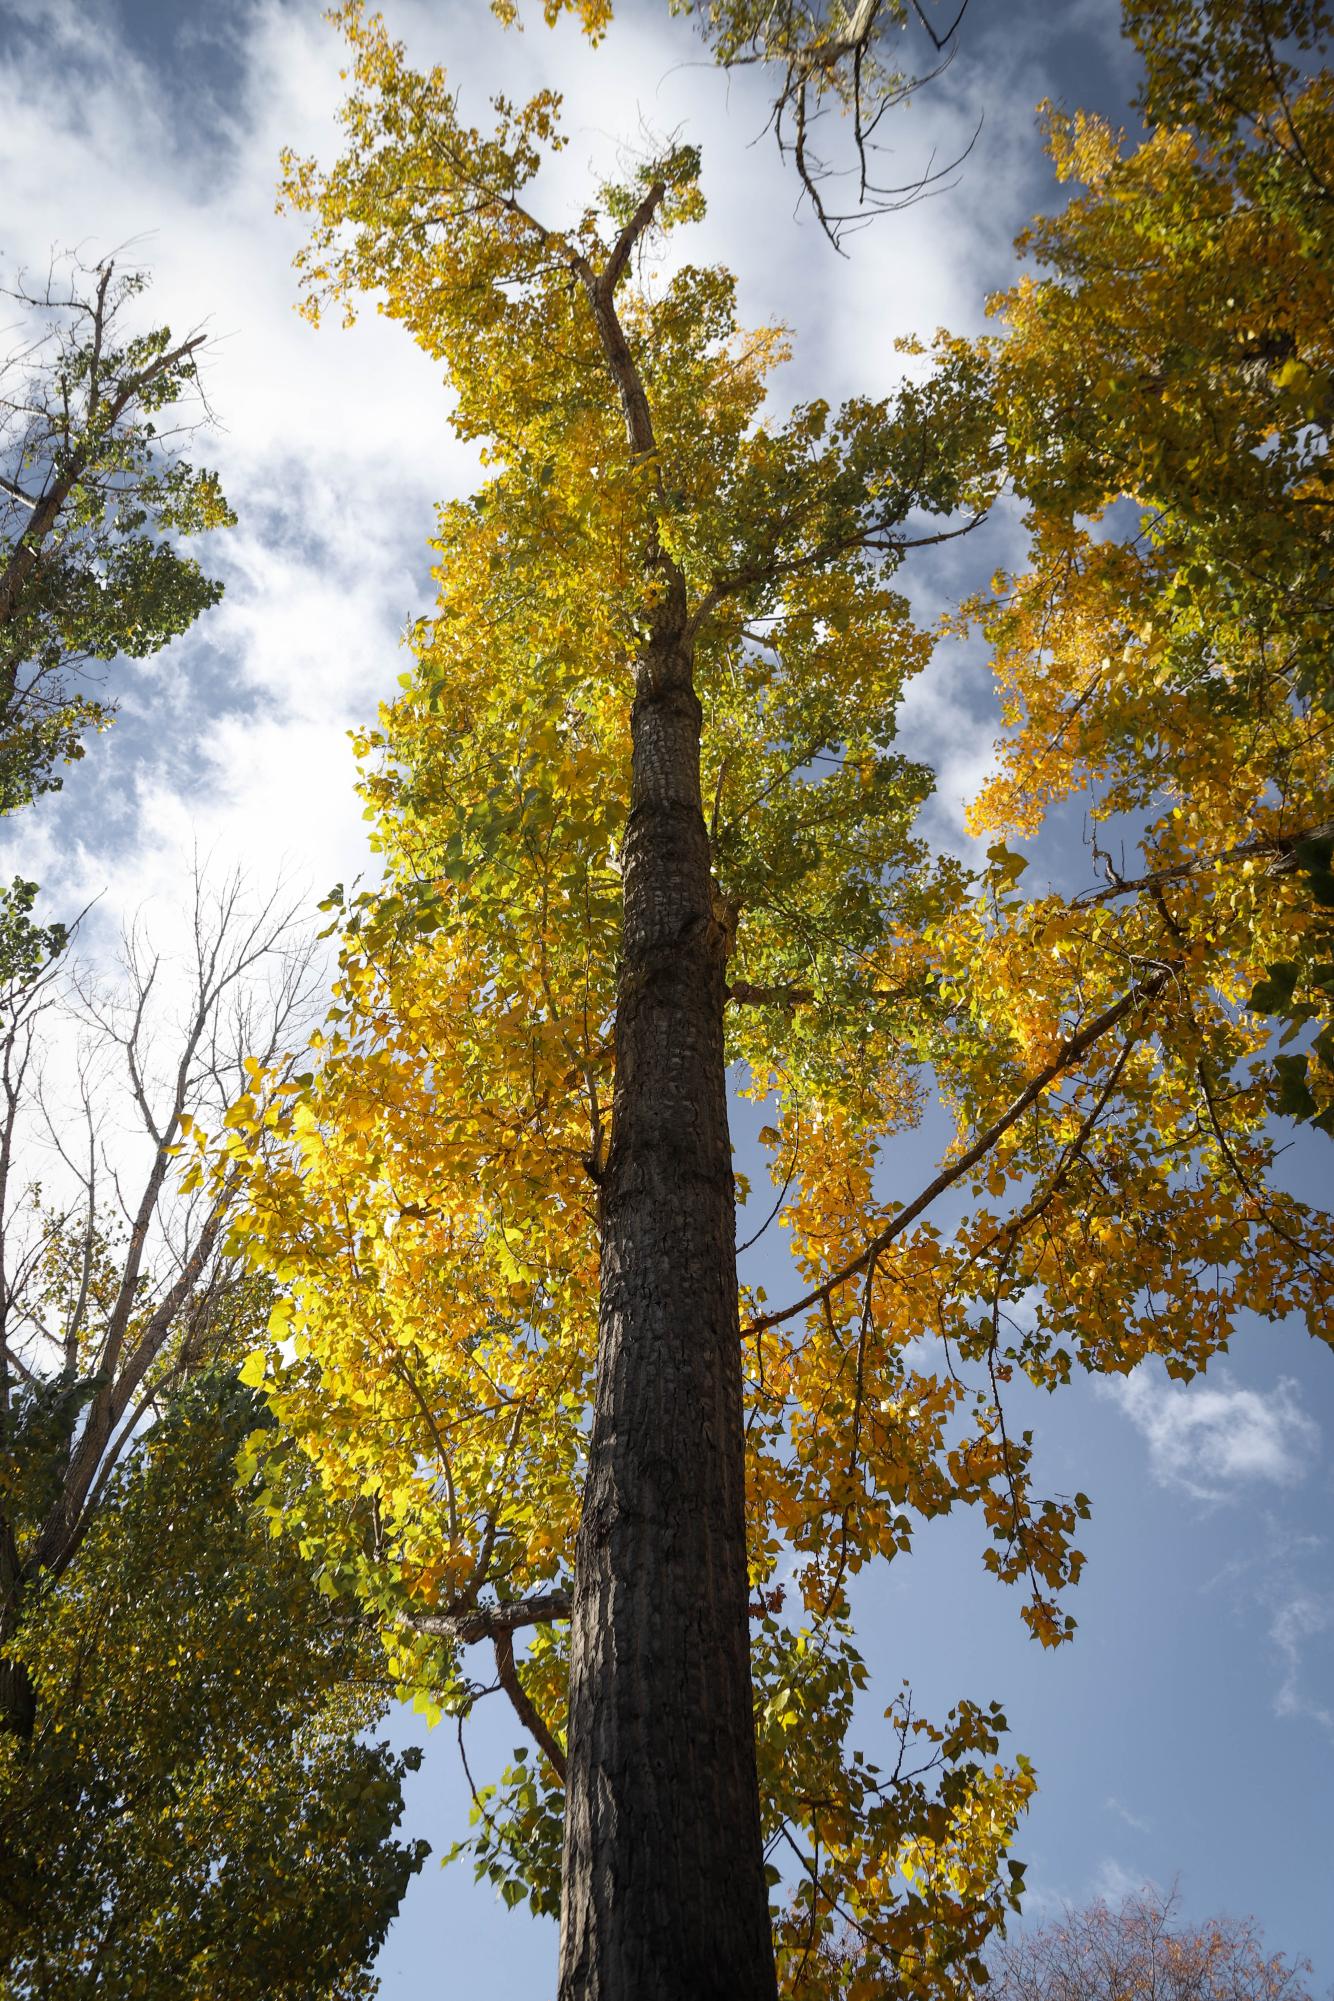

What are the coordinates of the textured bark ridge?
(557, 568, 777, 2001)
(0, 1576, 35, 1741)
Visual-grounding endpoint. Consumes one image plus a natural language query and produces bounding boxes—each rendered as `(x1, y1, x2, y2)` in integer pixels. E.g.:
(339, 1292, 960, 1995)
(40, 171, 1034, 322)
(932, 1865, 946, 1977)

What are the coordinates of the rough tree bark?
(0, 1528, 35, 1739)
(556, 209, 778, 2001)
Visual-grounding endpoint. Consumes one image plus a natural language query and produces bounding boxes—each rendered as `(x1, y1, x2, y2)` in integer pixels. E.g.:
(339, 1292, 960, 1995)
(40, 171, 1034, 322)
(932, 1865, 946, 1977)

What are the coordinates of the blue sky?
(0, 0, 1330, 1992)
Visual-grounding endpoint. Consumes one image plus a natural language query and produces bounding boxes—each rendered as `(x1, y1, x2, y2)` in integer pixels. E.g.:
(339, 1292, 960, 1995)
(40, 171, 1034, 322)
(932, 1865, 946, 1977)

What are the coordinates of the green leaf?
(1248, 962, 1301, 1013)
(1274, 1053, 1318, 1122)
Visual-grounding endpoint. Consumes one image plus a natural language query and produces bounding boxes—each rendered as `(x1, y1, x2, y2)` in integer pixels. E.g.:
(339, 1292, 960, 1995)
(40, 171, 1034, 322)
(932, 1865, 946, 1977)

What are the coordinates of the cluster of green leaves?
(0, 881, 66, 985)
(441, 1621, 571, 1920)
(0, 261, 234, 812)
(0, 1370, 426, 2000)
(1248, 829, 1334, 1131)
(1125, 0, 1332, 149)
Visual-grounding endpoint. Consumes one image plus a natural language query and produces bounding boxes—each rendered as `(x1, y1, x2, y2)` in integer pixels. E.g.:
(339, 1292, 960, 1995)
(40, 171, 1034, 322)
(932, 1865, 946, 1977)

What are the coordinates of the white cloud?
(1091, 1857, 1156, 1906)
(1018, 1857, 1160, 1924)
(0, 0, 462, 957)
(0, 0, 1097, 968)
(1099, 1368, 1320, 1503)
(1270, 1587, 1334, 1736)
(1201, 1519, 1334, 1741)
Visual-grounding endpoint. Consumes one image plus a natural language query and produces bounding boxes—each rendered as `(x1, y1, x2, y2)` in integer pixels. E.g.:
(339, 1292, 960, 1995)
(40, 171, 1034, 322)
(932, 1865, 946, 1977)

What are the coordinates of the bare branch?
(0, 866, 318, 1592)
(494, 1627, 567, 1784)
(411, 1589, 573, 1645)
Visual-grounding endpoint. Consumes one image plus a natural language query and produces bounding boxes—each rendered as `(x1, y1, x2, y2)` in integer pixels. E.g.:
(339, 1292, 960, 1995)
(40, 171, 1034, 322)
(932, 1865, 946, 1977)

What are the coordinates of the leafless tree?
(983, 1884, 1317, 2001)
(0, 865, 318, 1737)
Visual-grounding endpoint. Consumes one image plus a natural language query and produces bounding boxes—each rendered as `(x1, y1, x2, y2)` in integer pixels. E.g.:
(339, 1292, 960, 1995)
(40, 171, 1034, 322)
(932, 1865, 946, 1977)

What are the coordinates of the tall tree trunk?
(557, 563, 777, 2001)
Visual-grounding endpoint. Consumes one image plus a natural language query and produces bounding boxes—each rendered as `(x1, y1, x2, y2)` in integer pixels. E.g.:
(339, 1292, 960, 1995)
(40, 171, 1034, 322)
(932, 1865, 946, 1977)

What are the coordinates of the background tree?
(981, 1884, 1316, 2001)
(0, 868, 316, 1741)
(0, 257, 234, 814)
(223, 3, 1332, 1998)
(0, 1363, 427, 2000)
(0, 879, 431, 1992)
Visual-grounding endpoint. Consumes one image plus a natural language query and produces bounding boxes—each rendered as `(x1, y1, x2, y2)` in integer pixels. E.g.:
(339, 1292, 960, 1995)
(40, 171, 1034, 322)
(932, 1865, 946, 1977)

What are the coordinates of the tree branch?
(745, 962, 1175, 1334)
(599, 181, 666, 303)
(1072, 821, 1334, 909)
(410, 1588, 572, 1646)
(494, 1627, 566, 1785)
(688, 508, 987, 639)
(727, 981, 816, 1008)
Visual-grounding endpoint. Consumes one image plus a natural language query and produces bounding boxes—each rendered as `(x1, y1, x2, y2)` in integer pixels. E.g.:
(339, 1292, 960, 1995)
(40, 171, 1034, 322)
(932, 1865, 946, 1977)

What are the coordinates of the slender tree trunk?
(0, 1651, 35, 1740)
(0, 1521, 35, 1740)
(557, 563, 777, 2001)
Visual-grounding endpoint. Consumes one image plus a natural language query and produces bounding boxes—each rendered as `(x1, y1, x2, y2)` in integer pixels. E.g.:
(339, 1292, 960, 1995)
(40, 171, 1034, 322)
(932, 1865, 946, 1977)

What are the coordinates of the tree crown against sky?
(981, 1884, 1318, 2001)
(0, 0, 1325, 1993)
(0, 259, 234, 816)
(968, 1, 1333, 1129)
(231, 12, 1029, 1989)
(189, 1, 1334, 1994)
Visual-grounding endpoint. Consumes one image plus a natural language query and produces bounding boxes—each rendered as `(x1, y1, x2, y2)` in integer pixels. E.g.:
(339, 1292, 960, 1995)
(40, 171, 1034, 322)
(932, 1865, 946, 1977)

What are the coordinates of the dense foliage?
(0, 1370, 426, 1999)
(970, 0, 1333, 1128)
(172, 0, 1333, 1993)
